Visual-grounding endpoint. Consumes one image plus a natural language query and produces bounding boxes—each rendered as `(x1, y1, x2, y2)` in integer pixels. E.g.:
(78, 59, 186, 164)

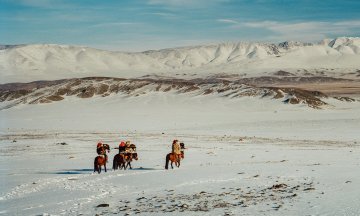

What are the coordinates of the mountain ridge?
(1, 37, 360, 83)
(2, 37, 359, 52)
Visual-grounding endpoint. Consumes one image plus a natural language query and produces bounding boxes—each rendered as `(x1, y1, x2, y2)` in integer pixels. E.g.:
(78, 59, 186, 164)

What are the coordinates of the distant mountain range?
(0, 37, 359, 83)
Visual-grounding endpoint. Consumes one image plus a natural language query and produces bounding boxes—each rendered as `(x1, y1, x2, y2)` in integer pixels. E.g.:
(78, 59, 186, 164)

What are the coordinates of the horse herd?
(93, 143, 186, 173)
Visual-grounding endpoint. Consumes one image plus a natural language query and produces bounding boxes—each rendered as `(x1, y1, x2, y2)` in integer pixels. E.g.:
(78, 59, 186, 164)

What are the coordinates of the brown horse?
(113, 153, 138, 170)
(165, 143, 185, 170)
(94, 144, 110, 173)
(125, 152, 138, 169)
(112, 153, 125, 170)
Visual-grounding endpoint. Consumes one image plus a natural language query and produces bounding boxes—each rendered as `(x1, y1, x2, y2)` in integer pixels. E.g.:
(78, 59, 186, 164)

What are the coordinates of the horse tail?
(165, 153, 170, 170)
(94, 157, 98, 173)
(113, 155, 117, 170)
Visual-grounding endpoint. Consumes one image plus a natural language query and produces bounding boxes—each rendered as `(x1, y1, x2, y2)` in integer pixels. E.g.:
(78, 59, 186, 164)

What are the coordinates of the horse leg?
(124, 161, 128, 169)
(94, 158, 97, 173)
(94, 157, 101, 173)
(104, 155, 108, 172)
(116, 156, 121, 170)
(127, 162, 132, 169)
(165, 154, 170, 170)
(119, 159, 123, 170)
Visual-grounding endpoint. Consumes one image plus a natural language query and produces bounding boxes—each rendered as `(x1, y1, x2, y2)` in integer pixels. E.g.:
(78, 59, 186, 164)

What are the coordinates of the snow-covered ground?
(1, 92, 360, 215)
(1, 37, 360, 215)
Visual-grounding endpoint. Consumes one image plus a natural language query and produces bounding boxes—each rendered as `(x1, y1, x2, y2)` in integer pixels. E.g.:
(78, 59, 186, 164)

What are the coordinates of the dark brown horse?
(165, 143, 185, 170)
(94, 144, 110, 173)
(113, 153, 138, 170)
(125, 152, 138, 169)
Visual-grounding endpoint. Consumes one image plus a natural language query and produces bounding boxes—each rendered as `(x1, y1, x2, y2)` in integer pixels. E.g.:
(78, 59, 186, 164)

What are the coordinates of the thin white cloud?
(334, 20, 360, 26)
(217, 19, 238, 24)
(149, 12, 177, 17)
(244, 21, 327, 32)
(1, 11, 104, 25)
(13, 0, 72, 9)
(54, 13, 96, 22)
(148, 0, 229, 8)
(90, 22, 141, 28)
(225, 19, 360, 41)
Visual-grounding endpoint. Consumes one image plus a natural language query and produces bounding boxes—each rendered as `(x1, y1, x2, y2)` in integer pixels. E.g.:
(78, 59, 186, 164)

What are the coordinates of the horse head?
(124, 152, 132, 161)
(103, 144, 110, 153)
(132, 153, 138, 160)
(180, 142, 185, 150)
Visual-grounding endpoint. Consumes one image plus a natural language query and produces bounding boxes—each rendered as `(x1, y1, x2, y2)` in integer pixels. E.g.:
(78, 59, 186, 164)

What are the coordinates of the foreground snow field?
(1, 131, 360, 215)
(1, 94, 360, 215)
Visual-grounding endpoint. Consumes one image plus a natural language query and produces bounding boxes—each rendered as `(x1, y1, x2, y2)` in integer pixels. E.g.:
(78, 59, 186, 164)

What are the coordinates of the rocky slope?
(1, 76, 357, 110)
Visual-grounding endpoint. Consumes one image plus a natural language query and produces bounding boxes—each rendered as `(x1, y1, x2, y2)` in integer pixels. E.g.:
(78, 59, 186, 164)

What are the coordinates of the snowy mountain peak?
(278, 41, 313, 49)
(328, 37, 360, 48)
(0, 44, 24, 50)
(1, 37, 360, 83)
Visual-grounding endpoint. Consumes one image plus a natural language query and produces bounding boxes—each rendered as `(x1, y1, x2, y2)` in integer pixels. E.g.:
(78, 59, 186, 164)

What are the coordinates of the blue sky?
(1, 0, 360, 51)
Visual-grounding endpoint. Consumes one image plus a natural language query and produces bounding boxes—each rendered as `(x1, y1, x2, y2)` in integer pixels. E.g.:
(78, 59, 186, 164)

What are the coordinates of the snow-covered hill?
(1, 37, 360, 83)
(1, 77, 337, 110)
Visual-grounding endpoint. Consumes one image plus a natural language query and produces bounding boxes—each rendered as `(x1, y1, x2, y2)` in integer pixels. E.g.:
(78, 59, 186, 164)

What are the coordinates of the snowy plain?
(1, 38, 360, 215)
(1, 92, 360, 215)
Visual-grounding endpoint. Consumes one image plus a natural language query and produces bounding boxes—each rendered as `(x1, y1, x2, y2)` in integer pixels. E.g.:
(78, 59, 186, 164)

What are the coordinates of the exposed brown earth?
(273, 70, 296, 76)
(236, 76, 354, 86)
(0, 79, 68, 91)
(269, 82, 360, 97)
(106, 180, 315, 215)
(0, 76, 357, 110)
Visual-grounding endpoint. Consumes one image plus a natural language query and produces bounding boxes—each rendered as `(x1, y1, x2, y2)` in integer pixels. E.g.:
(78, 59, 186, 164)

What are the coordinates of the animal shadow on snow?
(38, 168, 160, 175)
(129, 167, 159, 171)
(37, 169, 93, 175)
